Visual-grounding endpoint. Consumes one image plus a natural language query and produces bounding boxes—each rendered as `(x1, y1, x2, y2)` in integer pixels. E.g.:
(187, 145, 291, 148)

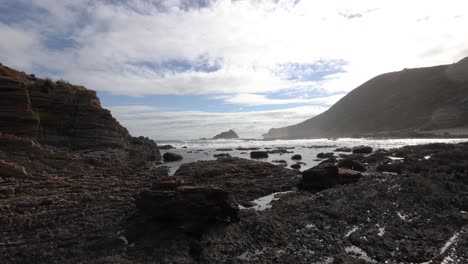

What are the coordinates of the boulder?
(337, 158, 366, 172)
(136, 179, 239, 233)
(290, 163, 301, 170)
(163, 152, 183, 162)
(299, 163, 339, 191)
(159, 144, 175, 150)
(291, 154, 302, 160)
(317, 152, 335, 159)
(299, 162, 362, 191)
(250, 151, 269, 159)
(352, 146, 373, 154)
(338, 168, 362, 184)
(213, 129, 239, 139)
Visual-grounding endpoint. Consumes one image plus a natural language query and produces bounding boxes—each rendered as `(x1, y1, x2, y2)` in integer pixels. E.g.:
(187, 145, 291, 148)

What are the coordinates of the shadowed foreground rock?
(163, 152, 183, 161)
(175, 157, 299, 206)
(136, 180, 239, 234)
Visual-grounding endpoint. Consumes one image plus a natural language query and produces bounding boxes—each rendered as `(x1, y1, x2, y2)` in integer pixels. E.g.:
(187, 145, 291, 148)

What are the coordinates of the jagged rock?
(291, 154, 302, 160)
(136, 179, 239, 233)
(163, 152, 183, 162)
(317, 152, 335, 159)
(213, 129, 239, 139)
(250, 151, 269, 159)
(352, 146, 373, 154)
(337, 158, 367, 172)
(159, 144, 175, 150)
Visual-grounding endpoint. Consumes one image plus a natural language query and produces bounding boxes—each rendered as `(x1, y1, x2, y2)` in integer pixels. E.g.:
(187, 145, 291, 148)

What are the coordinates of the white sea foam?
(157, 138, 468, 175)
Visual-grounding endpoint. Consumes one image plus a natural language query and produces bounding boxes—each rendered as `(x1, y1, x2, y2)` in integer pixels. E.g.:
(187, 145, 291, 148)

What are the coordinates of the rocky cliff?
(265, 57, 468, 139)
(0, 64, 160, 163)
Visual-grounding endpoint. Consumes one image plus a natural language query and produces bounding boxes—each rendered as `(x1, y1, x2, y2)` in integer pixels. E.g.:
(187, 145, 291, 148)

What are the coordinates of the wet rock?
(159, 144, 175, 150)
(250, 151, 269, 159)
(174, 157, 298, 205)
(291, 154, 302, 160)
(136, 180, 239, 233)
(352, 146, 373, 154)
(163, 152, 183, 162)
(337, 159, 366, 172)
(290, 164, 301, 170)
(272, 160, 287, 164)
(317, 152, 335, 159)
(216, 148, 233, 151)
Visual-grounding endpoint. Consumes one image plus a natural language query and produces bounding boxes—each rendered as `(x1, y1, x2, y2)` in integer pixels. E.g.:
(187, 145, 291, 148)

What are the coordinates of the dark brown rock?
(337, 158, 367, 172)
(291, 154, 302, 160)
(174, 157, 298, 205)
(317, 152, 335, 159)
(250, 151, 269, 159)
(136, 180, 239, 233)
(299, 163, 339, 190)
(0, 65, 161, 162)
(163, 152, 183, 162)
(352, 146, 373, 154)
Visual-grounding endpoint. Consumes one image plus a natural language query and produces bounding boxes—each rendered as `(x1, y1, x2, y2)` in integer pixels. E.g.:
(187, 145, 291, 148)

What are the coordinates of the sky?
(1, 0, 468, 140)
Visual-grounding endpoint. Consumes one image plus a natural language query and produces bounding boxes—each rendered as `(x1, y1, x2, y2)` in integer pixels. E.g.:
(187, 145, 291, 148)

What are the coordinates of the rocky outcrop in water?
(213, 129, 239, 139)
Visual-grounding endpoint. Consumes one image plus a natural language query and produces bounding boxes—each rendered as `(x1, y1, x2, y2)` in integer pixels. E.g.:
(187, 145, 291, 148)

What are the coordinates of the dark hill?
(265, 57, 468, 139)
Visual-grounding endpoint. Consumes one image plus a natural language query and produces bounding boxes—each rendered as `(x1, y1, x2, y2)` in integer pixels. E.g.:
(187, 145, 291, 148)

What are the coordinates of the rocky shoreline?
(1, 65, 467, 264)
(2, 134, 467, 263)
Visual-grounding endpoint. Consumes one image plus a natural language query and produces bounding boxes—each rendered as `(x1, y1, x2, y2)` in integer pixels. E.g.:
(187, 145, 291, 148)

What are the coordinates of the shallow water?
(157, 138, 468, 175)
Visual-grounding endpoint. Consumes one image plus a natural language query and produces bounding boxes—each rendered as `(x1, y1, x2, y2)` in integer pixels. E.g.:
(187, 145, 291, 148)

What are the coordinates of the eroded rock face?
(0, 65, 160, 160)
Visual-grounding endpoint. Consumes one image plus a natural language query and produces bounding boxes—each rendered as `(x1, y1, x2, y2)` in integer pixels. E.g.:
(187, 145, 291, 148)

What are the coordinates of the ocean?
(156, 138, 468, 175)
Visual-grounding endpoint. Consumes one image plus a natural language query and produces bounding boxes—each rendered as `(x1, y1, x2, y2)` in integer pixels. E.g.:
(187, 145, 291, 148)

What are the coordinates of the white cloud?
(107, 105, 327, 140)
(223, 93, 345, 106)
(2, 0, 467, 96)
